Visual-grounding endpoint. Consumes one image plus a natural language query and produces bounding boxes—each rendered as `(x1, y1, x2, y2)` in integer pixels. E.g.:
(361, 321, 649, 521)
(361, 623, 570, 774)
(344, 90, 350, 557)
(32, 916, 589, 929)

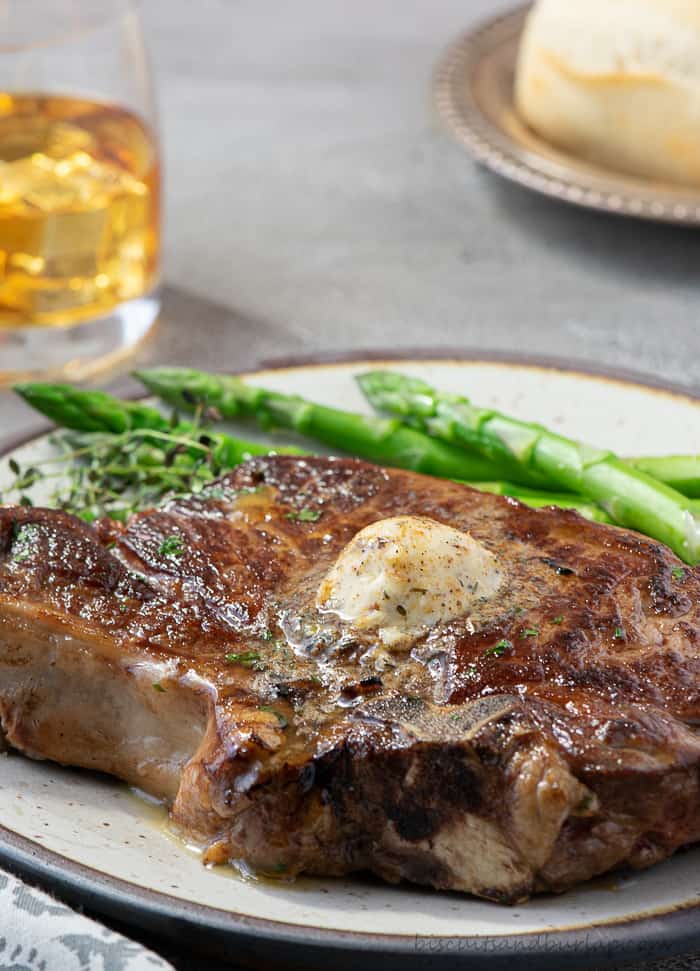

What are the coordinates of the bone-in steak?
(1, 455, 700, 903)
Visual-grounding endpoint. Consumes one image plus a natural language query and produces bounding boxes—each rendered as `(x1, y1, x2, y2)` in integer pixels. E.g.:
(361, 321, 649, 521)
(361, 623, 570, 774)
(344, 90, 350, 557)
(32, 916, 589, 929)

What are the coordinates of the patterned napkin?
(4, 861, 700, 971)
(0, 867, 174, 971)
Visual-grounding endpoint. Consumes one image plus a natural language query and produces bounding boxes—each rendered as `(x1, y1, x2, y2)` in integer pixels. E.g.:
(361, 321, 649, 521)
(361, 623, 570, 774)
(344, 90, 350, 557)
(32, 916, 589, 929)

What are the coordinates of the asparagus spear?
(465, 481, 612, 523)
(10, 383, 308, 520)
(13, 380, 586, 502)
(14, 382, 169, 434)
(357, 370, 700, 563)
(10, 380, 616, 526)
(627, 456, 700, 499)
(134, 367, 507, 481)
(13, 381, 304, 464)
(23, 427, 273, 521)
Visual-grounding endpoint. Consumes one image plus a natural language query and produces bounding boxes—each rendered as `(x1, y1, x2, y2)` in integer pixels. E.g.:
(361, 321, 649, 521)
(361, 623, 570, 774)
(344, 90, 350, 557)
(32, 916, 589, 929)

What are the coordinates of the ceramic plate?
(2, 358, 700, 970)
(433, 5, 700, 226)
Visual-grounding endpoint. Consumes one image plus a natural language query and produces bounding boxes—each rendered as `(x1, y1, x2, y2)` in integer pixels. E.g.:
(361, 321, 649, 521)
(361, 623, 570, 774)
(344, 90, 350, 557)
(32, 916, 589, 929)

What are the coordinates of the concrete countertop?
(3, 0, 699, 440)
(147, 0, 698, 379)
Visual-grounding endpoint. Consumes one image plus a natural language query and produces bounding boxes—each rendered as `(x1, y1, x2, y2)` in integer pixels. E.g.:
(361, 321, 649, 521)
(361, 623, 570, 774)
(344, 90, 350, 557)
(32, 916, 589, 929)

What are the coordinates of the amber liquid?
(0, 93, 160, 327)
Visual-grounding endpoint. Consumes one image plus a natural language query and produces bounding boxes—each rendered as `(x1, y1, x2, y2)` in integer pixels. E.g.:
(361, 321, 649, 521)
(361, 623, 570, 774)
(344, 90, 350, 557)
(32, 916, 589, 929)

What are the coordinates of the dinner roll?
(514, 0, 700, 186)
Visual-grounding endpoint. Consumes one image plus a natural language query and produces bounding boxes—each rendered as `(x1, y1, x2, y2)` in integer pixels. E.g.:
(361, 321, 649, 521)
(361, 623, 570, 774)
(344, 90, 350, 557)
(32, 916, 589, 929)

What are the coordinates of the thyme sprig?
(1, 411, 244, 522)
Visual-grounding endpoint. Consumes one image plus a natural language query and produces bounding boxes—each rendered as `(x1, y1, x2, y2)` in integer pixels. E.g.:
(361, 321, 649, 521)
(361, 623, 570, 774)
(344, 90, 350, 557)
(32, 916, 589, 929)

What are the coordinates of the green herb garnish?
(1, 388, 286, 523)
(3, 459, 42, 501)
(152, 682, 166, 693)
(10, 524, 38, 563)
(520, 628, 539, 638)
(551, 615, 564, 625)
(672, 566, 686, 581)
(614, 626, 624, 640)
(159, 535, 184, 558)
(285, 507, 322, 522)
(483, 638, 512, 657)
(225, 651, 264, 669)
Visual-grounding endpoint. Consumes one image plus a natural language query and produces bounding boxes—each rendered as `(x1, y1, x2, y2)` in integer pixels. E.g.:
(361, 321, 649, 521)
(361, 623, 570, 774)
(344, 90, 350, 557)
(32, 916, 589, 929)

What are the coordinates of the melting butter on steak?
(2, 455, 700, 902)
(317, 515, 501, 646)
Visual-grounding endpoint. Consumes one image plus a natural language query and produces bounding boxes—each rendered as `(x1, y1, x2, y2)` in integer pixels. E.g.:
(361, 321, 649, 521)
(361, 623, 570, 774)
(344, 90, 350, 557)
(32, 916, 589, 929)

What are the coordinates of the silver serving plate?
(434, 4, 700, 226)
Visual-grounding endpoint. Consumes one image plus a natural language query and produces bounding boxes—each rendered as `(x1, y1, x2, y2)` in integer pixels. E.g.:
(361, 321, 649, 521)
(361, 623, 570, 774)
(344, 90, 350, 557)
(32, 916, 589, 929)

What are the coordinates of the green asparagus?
(464, 481, 613, 523)
(134, 367, 507, 481)
(357, 370, 700, 563)
(14, 382, 170, 434)
(627, 455, 700, 499)
(9, 382, 305, 520)
(13, 381, 304, 465)
(11, 375, 697, 548)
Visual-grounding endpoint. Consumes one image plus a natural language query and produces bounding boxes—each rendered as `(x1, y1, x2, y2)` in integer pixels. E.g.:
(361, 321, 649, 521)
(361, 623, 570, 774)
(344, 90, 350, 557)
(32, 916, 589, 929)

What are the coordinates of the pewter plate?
(2, 358, 700, 969)
(433, 5, 700, 225)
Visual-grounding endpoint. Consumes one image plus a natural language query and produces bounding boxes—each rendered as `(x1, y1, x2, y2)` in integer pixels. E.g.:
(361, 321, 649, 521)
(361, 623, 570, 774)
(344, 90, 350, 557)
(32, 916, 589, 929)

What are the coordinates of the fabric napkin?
(0, 867, 174, 971)
(4, 861, 700, 971)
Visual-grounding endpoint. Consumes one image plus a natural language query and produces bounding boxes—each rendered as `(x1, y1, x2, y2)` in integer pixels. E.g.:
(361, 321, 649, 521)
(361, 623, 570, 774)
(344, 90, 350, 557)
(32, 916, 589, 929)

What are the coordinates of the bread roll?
(514, 0, 700, 186)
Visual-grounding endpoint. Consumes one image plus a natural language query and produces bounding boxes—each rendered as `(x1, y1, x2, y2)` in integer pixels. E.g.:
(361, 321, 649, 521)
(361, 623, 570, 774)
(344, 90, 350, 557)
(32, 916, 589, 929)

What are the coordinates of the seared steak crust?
(1, 455, 700, 901)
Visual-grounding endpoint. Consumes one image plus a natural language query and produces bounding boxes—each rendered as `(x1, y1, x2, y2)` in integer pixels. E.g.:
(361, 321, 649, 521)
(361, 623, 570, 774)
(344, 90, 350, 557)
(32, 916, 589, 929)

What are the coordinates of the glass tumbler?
(0, 0, 161, 383)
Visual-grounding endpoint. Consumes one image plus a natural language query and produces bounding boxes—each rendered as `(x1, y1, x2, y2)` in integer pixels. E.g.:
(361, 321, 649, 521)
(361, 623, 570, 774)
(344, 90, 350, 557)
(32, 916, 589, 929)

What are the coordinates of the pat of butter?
(316, 516, 501, 647)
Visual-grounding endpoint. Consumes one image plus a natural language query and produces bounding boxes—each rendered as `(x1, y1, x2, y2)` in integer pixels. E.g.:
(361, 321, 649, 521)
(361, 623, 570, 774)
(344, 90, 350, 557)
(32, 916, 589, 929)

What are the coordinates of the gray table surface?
(1, 0, 700, 967)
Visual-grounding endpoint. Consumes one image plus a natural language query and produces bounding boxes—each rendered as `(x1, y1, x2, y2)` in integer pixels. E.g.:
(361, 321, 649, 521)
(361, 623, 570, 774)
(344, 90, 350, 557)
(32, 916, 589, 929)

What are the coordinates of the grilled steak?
(1, 455, 700, 903)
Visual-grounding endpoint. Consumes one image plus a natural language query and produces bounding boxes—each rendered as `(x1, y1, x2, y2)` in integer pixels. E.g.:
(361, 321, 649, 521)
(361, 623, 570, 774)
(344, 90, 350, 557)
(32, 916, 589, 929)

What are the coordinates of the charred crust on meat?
(3, 456, 700, 902)
(540, 557, 576, 576)
(340, 677, 383, 702)
(649, 565, 693, 617)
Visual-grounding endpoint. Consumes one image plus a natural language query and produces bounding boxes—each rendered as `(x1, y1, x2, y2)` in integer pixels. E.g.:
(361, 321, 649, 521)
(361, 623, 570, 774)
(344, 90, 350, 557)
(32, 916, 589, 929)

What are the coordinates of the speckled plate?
(2, 358, 700, 970)
(433, 5, 700, 225)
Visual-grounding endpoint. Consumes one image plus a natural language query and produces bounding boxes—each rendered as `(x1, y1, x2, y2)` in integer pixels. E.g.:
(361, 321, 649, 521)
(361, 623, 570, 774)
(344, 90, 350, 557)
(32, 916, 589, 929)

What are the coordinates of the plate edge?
(1, 823, 699, 970)
(2, 353, 700, 965)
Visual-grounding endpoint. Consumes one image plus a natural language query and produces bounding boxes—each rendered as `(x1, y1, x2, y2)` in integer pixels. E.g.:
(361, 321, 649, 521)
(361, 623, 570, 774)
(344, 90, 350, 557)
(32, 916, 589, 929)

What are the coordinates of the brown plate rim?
(1, 351, 700, 968)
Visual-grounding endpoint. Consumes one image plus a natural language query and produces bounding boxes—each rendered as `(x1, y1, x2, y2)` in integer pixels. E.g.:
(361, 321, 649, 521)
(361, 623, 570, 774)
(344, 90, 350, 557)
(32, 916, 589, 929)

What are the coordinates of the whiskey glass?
(0, 0, 161, 382)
